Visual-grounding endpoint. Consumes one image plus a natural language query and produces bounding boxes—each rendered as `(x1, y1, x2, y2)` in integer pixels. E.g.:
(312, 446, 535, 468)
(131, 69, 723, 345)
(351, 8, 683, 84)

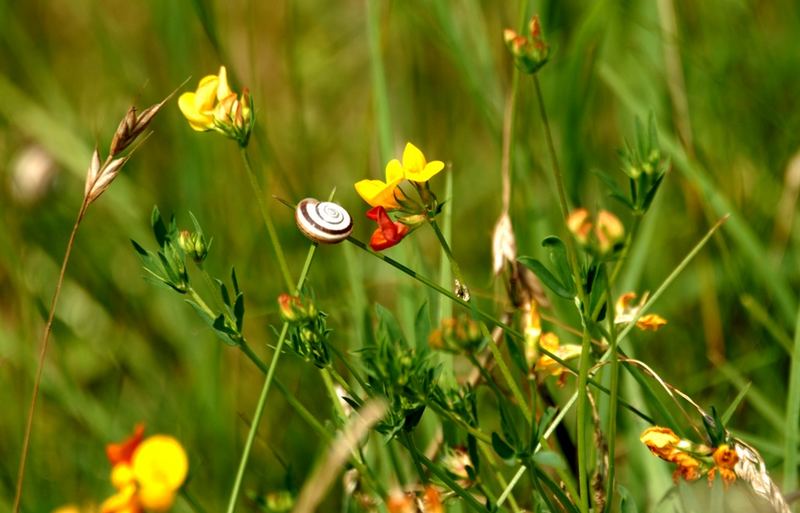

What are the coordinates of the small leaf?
(151, 206, 168, 247)
(642, 173, 666, 210)
(491, 432, 514, 460)
(131, 239, 150, 257)
(218, 280, 231, 307)
(619, 485, 638, 513)
(186, 299, 214, 326)
(233, 293, 245, 331)
(518, 257, 573, 299)
(467, 434, 480, 474)
(413, 301, 431, 353)
(375, 303, 406, 346)
(541, 237, 575, 296)
(231, 267, 240, 295)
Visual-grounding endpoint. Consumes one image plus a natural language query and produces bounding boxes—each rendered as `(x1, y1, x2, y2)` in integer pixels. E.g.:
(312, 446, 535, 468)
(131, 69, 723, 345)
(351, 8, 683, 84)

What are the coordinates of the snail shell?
(295, 198, 353, 244)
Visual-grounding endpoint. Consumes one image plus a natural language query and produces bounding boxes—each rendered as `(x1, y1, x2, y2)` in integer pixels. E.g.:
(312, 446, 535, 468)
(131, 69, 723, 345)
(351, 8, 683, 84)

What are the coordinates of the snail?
(295, 198, 353, 244)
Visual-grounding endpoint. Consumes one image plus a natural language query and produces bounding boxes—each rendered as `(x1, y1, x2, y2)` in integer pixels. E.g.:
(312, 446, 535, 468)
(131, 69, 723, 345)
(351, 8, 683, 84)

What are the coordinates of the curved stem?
(225, 244, 317, 513)
(239, 147, 293, 291)
(14, 198, 88, 513)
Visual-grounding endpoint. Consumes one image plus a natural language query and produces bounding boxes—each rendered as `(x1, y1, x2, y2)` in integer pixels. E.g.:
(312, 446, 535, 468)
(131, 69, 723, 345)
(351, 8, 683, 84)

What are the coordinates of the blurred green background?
(1, 0, 799, 511)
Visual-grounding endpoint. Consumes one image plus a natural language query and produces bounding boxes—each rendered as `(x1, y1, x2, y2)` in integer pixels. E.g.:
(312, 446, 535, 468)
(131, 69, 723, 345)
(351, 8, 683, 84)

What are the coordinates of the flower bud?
(566, 208, 592, 245)
(177, 229, 209, 263)
(595, 210, 625, 254)
(428, 315, 483, 353)
(278, 293, 304, 322)
(503, 15, 550, 74)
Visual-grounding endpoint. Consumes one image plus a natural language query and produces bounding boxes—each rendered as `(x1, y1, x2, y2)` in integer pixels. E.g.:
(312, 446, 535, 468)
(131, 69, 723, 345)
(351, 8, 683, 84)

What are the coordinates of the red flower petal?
(106, 423, 145, 466)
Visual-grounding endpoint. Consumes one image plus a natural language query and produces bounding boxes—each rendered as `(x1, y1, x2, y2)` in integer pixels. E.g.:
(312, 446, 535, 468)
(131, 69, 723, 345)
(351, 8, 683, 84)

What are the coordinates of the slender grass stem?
(532, 73, 591, 513)
(429, 218, 469, 299)
(479, 323, 532, 424)
(239, 147, 293, 291)
(602, 264, 620, 513)
(14, 198, 88, 513)
(782, 303, 800, 492)
(496, 465, 526, 507)
(401, 431, 428, 485)
(225, 244, 317, 513)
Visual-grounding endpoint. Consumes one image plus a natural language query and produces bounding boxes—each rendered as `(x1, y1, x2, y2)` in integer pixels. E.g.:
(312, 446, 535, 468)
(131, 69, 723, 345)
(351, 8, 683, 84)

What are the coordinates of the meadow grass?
(1, 1, 799, 512)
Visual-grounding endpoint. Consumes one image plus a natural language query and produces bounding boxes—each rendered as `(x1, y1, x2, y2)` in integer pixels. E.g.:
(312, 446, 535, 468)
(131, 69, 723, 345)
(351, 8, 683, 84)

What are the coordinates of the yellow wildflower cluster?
(615, 292, 668, 332)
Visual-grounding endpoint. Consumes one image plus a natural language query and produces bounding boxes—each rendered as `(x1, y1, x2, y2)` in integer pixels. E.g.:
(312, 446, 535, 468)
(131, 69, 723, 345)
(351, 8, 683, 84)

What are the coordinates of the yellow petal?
(354, 179, 402, 209)
(385, 159, 404, 183)
(401, 142, 426, 173)
(100, 483, 139, 513)
(216, 66, 233, 101)
(405, 160, 444, 183)
(132, 435, 188, 492)
(138, 481, 176, 512)
(194, 75, 219, 111)
(178, 92, 214, 131)
(110, 463, 136, 490)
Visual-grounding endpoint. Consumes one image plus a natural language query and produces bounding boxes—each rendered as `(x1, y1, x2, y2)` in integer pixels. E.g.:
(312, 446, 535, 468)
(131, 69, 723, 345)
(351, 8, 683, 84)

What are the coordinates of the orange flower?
(640, 426, 681, 459)
(708, 444, 738, 486)
(424, 486, 443, 513)
(636, 314, 667, 331)
(535, 332, 581, 384)
(367, 206, 409, 251)
(566, 208, 592, 245)
(615, 292, 667, 332)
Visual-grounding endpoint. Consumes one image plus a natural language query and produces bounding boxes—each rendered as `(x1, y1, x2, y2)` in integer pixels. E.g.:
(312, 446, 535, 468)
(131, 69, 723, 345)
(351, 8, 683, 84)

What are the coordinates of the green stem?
(496, 465, 526, 508)
(401, 431, 428, 485)
(429, 218, 469, 299)
(478, 324, 532, 424)
(225, 244, 317, 513)
(239, 147, 293, 291)
(602, 264, 620, 513)
(533, 73, 591, 513)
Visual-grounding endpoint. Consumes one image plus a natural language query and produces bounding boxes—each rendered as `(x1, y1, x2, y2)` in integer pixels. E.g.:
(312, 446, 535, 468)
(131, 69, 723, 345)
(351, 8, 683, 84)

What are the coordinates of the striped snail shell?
(295, 198, 353, 244)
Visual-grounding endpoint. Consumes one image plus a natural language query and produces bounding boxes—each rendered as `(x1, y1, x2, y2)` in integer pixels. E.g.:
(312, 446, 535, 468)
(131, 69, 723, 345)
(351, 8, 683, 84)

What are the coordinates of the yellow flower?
(535, 332, 582, 381)
(640, 426, 681, 459)
(394, 142, 444, 183)
(615, 292, 667, 332)
(708, 444, 738, 486)
(101, 434, 188, 513)
(178, 66, 253, 145)
(354, 158, 406, 209)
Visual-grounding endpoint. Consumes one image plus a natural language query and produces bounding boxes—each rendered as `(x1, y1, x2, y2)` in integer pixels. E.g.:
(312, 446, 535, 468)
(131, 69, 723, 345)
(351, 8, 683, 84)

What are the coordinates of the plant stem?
(239, 147, 293, 292)
(225, 244, 317, 513)
(533, 73, 592, 513)
(429, 218, 470, 300)
(602, 264, 620, 513)
(478, 324, 532, 424)
(401, 431, 428, 485)
(13, 198, 88, 513)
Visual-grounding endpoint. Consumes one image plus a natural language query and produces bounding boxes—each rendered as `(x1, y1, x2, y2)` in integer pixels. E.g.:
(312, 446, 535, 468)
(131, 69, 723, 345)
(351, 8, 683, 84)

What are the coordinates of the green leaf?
(642, 173, 666, 210)
(233, 293, 245, 331)
(151, 206, 168, 247)
(375, 303, 406, 346)
(541, 236, 575, 296)
(505, 332, 529, 376)
(491, 432, 514, 460)
(185, 299, 214, 326)
(218, 280, 231, 307)
(618, 485, 638, 513)
(414, 301, 431, 353)
(231, 267, 240, 296)
(518, 256, 573, 299)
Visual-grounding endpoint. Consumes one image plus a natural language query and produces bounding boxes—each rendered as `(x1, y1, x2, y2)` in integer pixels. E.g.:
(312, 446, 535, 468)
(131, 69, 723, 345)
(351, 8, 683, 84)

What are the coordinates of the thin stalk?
(533, 73, 591, 513)
(225, 244, 317, 513)
(387, 440, 408, 487)
(496, 465, 526, 508)
(783, 303, 800, 493)
(479, 323, 532, 424)
(477, 443, 521, 512)
(239, 147, 293, 291)
(401, 431, 428, 485)
(14, 197, 88, 513)
(429, 218, 469, 299)
(602, 264, 620, 513)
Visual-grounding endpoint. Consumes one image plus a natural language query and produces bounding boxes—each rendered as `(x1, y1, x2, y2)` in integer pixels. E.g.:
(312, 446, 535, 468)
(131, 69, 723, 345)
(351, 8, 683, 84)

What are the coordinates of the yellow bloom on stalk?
(178, 66, 253, 146)
(101, 429, 188, 513)
(354, 157, 406, 209)
(615, 292, 667, 332)
(535, 332, 582, 383)
(394, 142, 444, 183)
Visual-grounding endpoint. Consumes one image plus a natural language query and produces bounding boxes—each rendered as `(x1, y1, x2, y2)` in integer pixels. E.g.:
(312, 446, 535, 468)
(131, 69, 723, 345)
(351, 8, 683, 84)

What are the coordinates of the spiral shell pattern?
(295, 198, 353, 244)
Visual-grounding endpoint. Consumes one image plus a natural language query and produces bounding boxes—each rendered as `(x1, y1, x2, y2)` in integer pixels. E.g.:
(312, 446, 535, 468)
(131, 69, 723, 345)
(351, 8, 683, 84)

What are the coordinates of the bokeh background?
(1, 0, 799, 511)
